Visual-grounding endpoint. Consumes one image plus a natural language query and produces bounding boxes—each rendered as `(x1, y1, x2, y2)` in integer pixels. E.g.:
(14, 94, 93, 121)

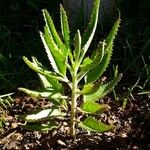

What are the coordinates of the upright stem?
(70, 69, 78, 138)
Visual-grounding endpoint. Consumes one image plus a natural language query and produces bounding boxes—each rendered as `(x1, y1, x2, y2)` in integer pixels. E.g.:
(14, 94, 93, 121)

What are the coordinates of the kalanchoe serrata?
(18, 0, 121, 138)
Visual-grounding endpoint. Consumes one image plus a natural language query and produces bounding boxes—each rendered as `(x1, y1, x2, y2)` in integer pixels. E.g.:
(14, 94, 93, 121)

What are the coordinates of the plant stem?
(70, 71, 78, 138)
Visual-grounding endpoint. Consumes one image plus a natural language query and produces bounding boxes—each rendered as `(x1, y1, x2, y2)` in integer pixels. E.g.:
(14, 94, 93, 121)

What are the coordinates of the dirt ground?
(0, 92, 149, 150)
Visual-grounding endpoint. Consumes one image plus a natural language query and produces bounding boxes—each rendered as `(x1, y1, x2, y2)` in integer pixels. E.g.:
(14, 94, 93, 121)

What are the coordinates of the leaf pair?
(85, 17, 121, 84)
(83, 73, 122, 102)
(80, 17, 121, 102)
(41, 7, 70, 76)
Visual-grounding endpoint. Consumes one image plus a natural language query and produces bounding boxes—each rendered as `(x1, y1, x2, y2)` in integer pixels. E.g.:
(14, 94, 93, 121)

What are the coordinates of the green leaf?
(23, 56, 63, 92)
(80, 40, 105, 73)
(18, 87, 67, 106)
(78, 117, 114, 132)
(81, 82, 95, 95)
(81, 0, 100, 54)
(41, 26, 67, 75)
(42, 9, 67, 52)
(86, 44, 113, 83)
(0, 93, 14, 109)
(19, 108, 64, 122)
(85, 17, 120, 83)
(40, 31, 60, 74)
(74, 30, 82, 61)
(18, 88, 63, 98)
(60, 4, 70, 49)
(105, 18, 121, 52)
(81, 77, 106, 95)
(84, 74, 122, 101)
(23, 123, 58, 131)
(32, 57, 52, 88)
(81, 101, 109, 113)
(80, 57, 93, 71)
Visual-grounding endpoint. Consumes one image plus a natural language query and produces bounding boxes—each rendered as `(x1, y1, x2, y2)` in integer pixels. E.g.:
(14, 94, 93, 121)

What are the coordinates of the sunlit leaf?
(60, 4, 70, 49)
(86, 17, 120, 83)
(80, 57, 93, 71)
(32, 57, 52, 88)
(81, 77, 105, 95)
(86, 44, 113, 83)
(84, 74, 122, 101)
(41, 26, 67, 75)
(81, 101, 108, 113)
(42, 9, 67, 51)
(19, 108, 65, 122)
(81, 0, 100, 54)
(79, 117, 114, 132)
(80, 40, 105, 73)
(18, 88, 67, 106)
(0, 93, 14, 109)
(23, 56, 63, 92)
(74, 30, 82, 61)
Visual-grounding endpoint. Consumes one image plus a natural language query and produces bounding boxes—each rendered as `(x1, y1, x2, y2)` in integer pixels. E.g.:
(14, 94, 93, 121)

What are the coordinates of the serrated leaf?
(78, 117, 114, 132)
(42, 9, 67, 51)
(81, 101, 108, 113)
(23, 123, 58, 131)
(40, 31, 59, 74)
(105, 18, 121, 52)
(80, 57, 93, 70)
(86, 44, 113, 83)
(90, 40, 105, 63)
(60, 4, 70, 49)
(0, 99, 7, 109)
(0, 93, 14, 109)
(38, 73, 51, 88)
(18, 87, 61, 98)
(84, 73, 122, 101)
(80, 40, 105, 73)
(23, 56, 63, 92)
(41, 26, 67, 75)
(43, 26, 66, 60)
(74, 30, 82, 61)
(4, 99, 11, 107)
(18, 87, 67, 106)
(19, 108, 64, 122)
(85, 17, 120, 83)
(81, 82, 95, 95)
(81, 77, 105, 95)
(32, 57, 52, 88)
(81, 0, 100, 54)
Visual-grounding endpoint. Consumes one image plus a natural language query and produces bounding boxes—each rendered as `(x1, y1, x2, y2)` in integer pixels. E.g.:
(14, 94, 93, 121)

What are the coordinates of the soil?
(0, 92, 150, 150)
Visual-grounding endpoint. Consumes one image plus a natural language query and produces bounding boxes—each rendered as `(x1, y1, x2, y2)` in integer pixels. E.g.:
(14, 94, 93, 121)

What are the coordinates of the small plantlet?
(18, 0, 121, 138)
(0, 93, 14, 109)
